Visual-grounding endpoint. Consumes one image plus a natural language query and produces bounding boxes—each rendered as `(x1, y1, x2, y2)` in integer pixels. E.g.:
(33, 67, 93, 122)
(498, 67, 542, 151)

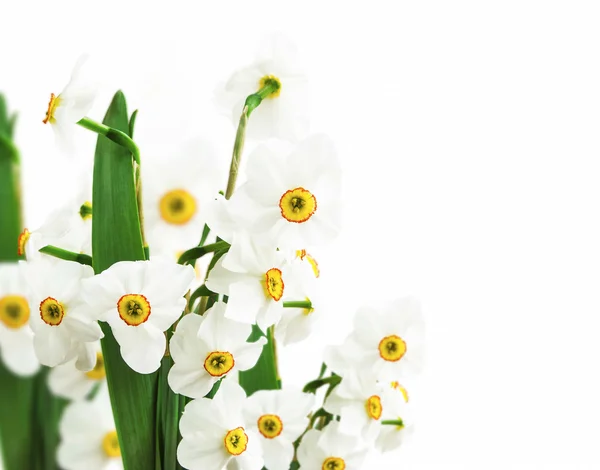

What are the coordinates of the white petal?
(33, 326, 72, 367)
(231, 336, 267, 372)
(261, 436, 294, 470)
(111, 324, 165, 374)
(168, 363, 216, 399)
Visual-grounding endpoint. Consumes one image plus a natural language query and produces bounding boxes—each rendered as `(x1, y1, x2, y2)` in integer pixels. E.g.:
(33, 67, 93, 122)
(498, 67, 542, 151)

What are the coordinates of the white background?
(2, 1, 600, 469)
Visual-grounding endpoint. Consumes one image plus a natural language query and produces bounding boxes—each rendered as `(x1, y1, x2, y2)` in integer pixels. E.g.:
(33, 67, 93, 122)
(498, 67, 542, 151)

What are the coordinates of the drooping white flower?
(275, 250, 322, 345)
(168, 302, 266, 399)
(143, 138, 225, 257)
(375, 381, 415, 453)
(207, 135, 342, 250)
(296, 421, 368, 470)
(324, 371, 386, 442)
(0, 262, 40, 376)
(178, 379, 264, 470)
(243, 388, 314, 470)
(48, 342, 105, 400)
(206, 234, 290, 330)
(57, 385, 123, 470)
(216, 34, 309, 142)
(81, 258, 194, 374)
(324, 297, 425, 381)
(43, 56, 98, 152)
(18, 175, 92, 261)
(22, 259, 102, 370)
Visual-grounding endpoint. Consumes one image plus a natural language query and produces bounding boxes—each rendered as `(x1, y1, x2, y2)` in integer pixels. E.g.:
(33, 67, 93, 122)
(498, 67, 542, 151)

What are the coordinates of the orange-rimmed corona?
(257, 414, 284, 439)
(224, 427, 248, 456)
(17, 228, 30, 256)
(43, 93, 60, 124)
(365, 395, 383, 420)
(117, 294, 151, 326)
(378, 335, 407, 362)
(264, 268, 284, 301)
(0, 295, 30, 329)
(204, 351, 235, 377)
(279, 187, 317, 223)
(39, 297, 65, 326)
(295, 249, 320, 277)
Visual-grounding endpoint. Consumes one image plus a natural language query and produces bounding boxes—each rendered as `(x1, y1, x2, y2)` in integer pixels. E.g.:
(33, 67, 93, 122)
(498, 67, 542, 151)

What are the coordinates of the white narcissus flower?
(48, 342, 105, 400)
(208, 135, 342, 251)
(324, 371, 386, 442)
(243, 389, 314, 470)
(18, 176, 93, 261)
(324, 297, 425, 381)
(206, 234, 290, 330)
(275, 250, 322, 346)
(81, 259, 194, 374)
(0, 262, 40, 376)
(143, 139, 225, 257)
(216, 34, 309, 142)
(43, 56, 98, 152)
(57, 385, 123, 470)
(178, 379, 264, 470)
(375, 381, 415, 453)
(22, 259, 102, 370)
(168, 302, 266, 399)
(297, 421, 368, 470)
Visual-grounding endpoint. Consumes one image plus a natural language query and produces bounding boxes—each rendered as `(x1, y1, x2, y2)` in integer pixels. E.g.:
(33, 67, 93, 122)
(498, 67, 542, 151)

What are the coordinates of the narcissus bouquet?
(0, 36, 424, 470)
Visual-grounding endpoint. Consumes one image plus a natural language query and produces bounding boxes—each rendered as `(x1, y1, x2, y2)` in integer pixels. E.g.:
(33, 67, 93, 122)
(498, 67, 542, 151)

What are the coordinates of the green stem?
(177, 241, 230, 265)
(78, 116, 141, 164)
(302, 375, 342, 394)
(382, 419, 404, 427)
(283, 300, 312, 309)
(39, 245, 92, 266)
(223, 81, 278, 200)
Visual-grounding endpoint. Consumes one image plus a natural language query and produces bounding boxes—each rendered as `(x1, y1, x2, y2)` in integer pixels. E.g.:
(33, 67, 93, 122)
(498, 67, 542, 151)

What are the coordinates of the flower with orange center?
(81, 259, 194, 374)
(17, 228, 30, 257)
(48, 344, 106, 400)
(297, 422, 367, 470)
(168, 302, 266, 399)
(375, 382, 415, 453)
(205, 135, 342, 251)
(215, 33, 309, 142)
(42, 55, 98, 153)
(22, 259, 102, 371)
(325, 371, 387, 442)
(178, 380, 264, 470)
(143, 138, 225, 258)
(0, 263, 40, 377)
(206, 233, 291, 330)
(324, 297, 425, 382)
(57, 385, 123, 470)
(244, 388, 314, 470)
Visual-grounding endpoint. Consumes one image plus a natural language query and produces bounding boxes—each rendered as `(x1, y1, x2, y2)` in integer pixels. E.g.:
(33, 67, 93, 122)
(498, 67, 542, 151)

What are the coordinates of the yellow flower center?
(258, 75, 282, 98)
(322, 457, 346, 470)
(365, 395, 383, 420)
(101, 430, 121, 458)
(257, 414, 284, 439)
(85, 352, 106, 380)
(79, 201, 93, 220)
(224, 427, 248, 456)
(203, 351, 235, 377)
(390, 381, 409, 402)
(279, 187, 317, 223)
(39, 297, 65, 326)
(0, 295, 30, 329)
(263, 268, 284, 301)
(159, 189, 197, 225)
(43, 93, 61, 124)
(378, 335, 407, 362)
(17, 228, 30, 257)
(116, 294, 151, 326)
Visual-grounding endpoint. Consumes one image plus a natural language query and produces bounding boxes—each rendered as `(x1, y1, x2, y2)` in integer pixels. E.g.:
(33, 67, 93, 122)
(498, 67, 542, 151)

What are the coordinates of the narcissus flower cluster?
(0, 33, 425, 470)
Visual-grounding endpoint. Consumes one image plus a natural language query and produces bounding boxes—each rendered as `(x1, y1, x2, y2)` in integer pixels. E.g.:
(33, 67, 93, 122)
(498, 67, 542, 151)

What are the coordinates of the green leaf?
(239, 326, 281, 395)
(177, 240, 230, 265)
(92, 91, 158, 470)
